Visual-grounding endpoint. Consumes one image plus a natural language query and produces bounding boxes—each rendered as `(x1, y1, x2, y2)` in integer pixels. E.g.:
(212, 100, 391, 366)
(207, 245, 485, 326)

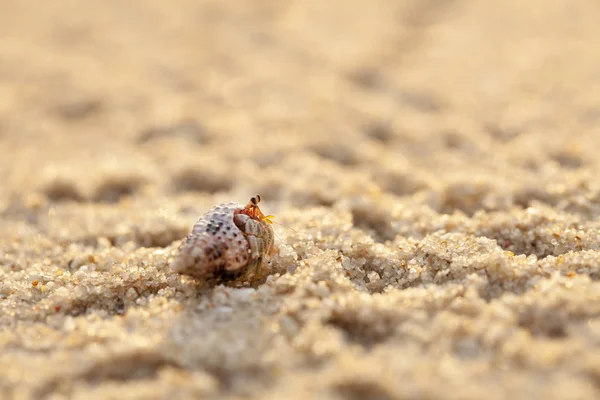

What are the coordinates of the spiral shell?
(170, 195, 275, 280)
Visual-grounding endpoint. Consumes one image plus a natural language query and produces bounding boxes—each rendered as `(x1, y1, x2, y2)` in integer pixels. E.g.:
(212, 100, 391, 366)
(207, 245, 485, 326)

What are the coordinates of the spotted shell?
(170, 197, 275, 280)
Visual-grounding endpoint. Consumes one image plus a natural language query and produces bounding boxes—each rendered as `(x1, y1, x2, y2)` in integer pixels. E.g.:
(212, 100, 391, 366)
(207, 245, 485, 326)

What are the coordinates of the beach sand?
(2, 0, 600, 398)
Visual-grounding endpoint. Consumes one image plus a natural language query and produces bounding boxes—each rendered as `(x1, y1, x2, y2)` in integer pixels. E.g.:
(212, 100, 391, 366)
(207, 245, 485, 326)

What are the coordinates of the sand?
(2, 0, 600, 399)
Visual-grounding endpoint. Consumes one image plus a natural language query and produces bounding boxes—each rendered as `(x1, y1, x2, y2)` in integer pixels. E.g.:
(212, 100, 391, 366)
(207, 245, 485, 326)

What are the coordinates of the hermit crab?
(169, 195, 276, 281)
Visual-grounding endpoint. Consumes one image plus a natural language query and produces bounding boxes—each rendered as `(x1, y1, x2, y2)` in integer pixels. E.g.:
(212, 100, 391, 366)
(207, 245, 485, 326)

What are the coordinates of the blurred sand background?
(2, 0, 600, 399)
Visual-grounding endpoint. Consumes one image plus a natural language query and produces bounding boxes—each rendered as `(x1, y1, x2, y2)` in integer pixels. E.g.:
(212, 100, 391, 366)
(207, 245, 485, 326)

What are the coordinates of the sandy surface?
(2, 0, 600, 399)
